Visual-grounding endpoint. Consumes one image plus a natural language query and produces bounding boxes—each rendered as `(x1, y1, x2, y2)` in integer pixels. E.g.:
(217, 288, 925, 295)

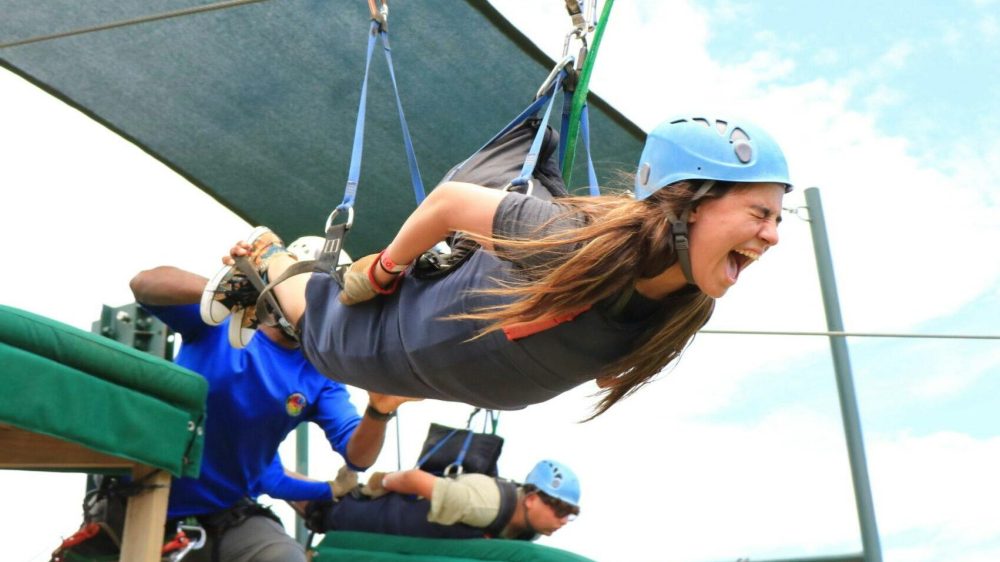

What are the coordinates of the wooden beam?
(0, 423, 132, 470)
(0, 424, 173, 562)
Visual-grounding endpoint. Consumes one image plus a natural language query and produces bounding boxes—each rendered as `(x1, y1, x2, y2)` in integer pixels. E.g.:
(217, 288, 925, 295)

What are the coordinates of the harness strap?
(335, 19, 425, 213)
(670, 180, 716, 285)
(483, 480, 519, 538)
(198, 499, 282, 562)
(250, 215, 353, 337)
(502, 304, 593, 341)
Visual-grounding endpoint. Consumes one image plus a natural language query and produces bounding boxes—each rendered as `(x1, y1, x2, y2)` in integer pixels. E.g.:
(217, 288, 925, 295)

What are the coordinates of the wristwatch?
(365, 404, 396, 422)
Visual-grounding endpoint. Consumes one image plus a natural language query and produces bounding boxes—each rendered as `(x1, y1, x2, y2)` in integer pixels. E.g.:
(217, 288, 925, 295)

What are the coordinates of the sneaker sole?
(200, 226, 274, 326)
(228, 307, 257, 348)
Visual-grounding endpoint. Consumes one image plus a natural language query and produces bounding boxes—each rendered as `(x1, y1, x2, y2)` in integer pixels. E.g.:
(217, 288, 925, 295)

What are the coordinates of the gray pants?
(184, 515, 306, 562)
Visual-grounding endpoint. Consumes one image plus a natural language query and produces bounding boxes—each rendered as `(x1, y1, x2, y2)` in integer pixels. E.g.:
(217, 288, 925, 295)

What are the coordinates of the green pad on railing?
(0, 305, 207, 477)
(315, 531, 596, 562)
(0, 305, 205, 412)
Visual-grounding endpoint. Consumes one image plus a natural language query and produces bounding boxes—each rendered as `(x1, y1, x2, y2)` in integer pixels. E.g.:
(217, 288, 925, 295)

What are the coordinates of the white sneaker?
(200, 226, 284, 326)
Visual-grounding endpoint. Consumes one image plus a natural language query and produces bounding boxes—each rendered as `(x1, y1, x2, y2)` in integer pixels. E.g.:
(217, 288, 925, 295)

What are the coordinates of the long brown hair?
(462, 181, 734, 418)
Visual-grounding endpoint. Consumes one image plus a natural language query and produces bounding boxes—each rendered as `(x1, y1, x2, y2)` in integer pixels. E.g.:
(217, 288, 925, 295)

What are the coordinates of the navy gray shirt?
(300, 193, 667, 410)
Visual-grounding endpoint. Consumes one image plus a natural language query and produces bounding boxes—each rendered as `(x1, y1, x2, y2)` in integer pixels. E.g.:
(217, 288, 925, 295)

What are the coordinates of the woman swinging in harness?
(204, 115, 792, 417)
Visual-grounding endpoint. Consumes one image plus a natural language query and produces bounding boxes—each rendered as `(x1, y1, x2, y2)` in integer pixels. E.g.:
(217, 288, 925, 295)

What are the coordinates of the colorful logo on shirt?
(285, 393, 307, 417)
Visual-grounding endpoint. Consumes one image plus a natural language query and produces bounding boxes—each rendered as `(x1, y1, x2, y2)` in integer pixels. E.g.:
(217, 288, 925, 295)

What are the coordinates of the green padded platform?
(315, 531, 596, 562)
(0, 305, 207, 477)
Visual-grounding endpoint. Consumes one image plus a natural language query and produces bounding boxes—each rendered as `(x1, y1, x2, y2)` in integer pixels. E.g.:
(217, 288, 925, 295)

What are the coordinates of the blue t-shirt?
(141, 303, 361, 517)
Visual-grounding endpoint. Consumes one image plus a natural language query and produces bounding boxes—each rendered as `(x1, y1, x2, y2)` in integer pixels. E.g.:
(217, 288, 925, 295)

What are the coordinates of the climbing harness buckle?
(501, 178, 535, 198)
(163, 522, 206, 561)
(367, 0, 388, 30)
(535, 55, 575, 100)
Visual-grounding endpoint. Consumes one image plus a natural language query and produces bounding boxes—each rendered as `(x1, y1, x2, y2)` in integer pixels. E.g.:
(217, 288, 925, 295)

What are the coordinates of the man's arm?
(343, 392, 420, 469)
(130, 265, 206, 306)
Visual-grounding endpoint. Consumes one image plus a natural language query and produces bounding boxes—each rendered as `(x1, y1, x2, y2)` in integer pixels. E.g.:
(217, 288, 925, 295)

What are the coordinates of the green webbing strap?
(562, 0, 615, 185)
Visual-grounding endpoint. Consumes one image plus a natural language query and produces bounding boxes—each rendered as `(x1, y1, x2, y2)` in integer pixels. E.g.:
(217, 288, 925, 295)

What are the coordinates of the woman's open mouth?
(727, 248, 760, 283)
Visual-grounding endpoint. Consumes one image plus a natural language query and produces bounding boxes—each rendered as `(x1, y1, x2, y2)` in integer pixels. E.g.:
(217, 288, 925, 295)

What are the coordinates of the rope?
(561, 0, 614, 184)
(701, 329, 1000, 340)
(0, 0, 270, 50)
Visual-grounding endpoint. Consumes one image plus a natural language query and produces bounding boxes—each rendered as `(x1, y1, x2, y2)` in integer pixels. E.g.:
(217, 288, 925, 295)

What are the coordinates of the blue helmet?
(524, 460, 581, 506)
(634, 116, 792, 200)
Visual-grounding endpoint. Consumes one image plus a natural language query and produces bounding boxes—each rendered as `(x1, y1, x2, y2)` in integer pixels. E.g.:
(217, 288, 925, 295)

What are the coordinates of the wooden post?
(120, 465, 172, 562)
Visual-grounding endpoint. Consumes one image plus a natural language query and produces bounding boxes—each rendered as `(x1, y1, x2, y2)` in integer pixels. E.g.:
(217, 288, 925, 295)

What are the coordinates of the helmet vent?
(715, 120, 728, 134)
(638, 162, 651, 186)
(693, 118, 711, 128)
(731, 128, 752, 163)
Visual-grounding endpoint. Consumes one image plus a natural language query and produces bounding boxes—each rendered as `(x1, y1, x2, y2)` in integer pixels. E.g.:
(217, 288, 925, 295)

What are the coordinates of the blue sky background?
(2, 1, 999, 561)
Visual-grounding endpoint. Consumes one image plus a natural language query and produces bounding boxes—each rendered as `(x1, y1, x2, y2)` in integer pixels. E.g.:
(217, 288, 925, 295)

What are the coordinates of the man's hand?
(328, 465, 359, 499)
(367, 392, 422, 416)
(360, 471, 390, 499)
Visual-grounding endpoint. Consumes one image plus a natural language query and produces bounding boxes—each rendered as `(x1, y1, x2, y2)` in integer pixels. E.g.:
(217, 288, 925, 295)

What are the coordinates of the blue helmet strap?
(670, 180, 716, 286)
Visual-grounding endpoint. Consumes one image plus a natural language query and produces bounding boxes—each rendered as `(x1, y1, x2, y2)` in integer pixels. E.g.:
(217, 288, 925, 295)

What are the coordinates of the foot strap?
(248, 218, 352, 340)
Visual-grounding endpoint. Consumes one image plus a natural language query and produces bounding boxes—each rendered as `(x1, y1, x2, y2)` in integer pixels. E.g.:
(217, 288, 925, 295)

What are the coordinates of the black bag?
(416, 409, 504, 477)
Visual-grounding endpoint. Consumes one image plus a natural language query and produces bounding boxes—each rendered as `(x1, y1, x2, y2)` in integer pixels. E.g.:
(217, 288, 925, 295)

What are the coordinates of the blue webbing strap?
(337, 20, 425, 212)
(510, 70, 566, 186)
(377, 28, 426, 204)
(579, 103, 599, 195)
(440, 91, 552, 184)
(453, 430, 476, 469)
(416, 428, 459, 468)
(336, 22, 378, 212)
(472, 94, 552, 160)
(558, 89, 572, 168)
(557, 88, 599, 195)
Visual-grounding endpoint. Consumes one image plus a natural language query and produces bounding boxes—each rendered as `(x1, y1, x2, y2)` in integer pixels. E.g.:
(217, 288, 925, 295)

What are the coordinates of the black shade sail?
(2, 0, 643, 255)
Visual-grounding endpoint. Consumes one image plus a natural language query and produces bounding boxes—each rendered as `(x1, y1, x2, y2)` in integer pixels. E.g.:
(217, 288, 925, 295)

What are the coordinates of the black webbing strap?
(249, 218, 351, 338)
(484, 480, 519, 537)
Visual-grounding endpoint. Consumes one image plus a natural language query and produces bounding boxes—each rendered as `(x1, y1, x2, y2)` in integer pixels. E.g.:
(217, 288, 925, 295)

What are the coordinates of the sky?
(2, 1, 1000, 561)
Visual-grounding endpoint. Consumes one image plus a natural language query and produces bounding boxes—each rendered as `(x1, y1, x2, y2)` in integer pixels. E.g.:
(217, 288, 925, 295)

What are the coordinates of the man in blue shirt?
(130, 263, 414, 562)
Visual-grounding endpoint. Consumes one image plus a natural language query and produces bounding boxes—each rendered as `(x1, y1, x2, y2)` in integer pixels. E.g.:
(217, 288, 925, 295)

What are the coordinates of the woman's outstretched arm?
(372, 181, 506, 287)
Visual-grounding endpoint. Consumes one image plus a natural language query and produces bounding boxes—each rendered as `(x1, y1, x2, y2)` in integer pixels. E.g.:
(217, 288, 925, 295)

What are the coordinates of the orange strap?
(58, 522, 101, 549)
(502, 304, 592, 340)
(162, 530, 191, 554)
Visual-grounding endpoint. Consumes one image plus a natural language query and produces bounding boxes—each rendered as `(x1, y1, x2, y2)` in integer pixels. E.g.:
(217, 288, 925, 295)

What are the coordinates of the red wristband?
(378, 250, 409, 274)
(367, 251, 405, 295)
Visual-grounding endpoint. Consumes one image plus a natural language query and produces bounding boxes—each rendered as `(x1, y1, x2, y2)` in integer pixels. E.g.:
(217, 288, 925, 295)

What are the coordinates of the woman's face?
(687, 182, 786, 298)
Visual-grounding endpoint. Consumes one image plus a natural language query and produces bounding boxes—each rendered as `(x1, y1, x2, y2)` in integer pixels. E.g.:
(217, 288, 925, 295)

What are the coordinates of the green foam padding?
(0, 342, 204, 477)
(315, 531, 596, 562)
(0, 305, 206, 412)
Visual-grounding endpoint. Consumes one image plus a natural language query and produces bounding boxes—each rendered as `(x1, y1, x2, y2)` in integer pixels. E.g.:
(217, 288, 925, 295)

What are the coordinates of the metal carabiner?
(443, 462, 465, 477)
(325, 205, 355, 234)
(535, 55, 575, 100)
(562, 0, 597, 69)
(166, 523, 207, 562)
(501, 178, 535, 198)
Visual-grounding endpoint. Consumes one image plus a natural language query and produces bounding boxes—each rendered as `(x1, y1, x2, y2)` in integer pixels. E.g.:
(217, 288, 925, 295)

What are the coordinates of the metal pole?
(804, 187, 882, 562)
(295, 424, 309, 544)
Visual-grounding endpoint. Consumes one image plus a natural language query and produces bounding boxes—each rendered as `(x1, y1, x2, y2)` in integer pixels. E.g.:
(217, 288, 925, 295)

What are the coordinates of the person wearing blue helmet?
(295, 460, 581, 541)
(210, 115, 791, 417)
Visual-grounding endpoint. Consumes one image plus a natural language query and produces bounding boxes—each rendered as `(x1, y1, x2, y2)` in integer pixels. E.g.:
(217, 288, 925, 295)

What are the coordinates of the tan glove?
(338, 253, 404, 306)
(359, 471, 390, 499)
(328, 465, 360, 499)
